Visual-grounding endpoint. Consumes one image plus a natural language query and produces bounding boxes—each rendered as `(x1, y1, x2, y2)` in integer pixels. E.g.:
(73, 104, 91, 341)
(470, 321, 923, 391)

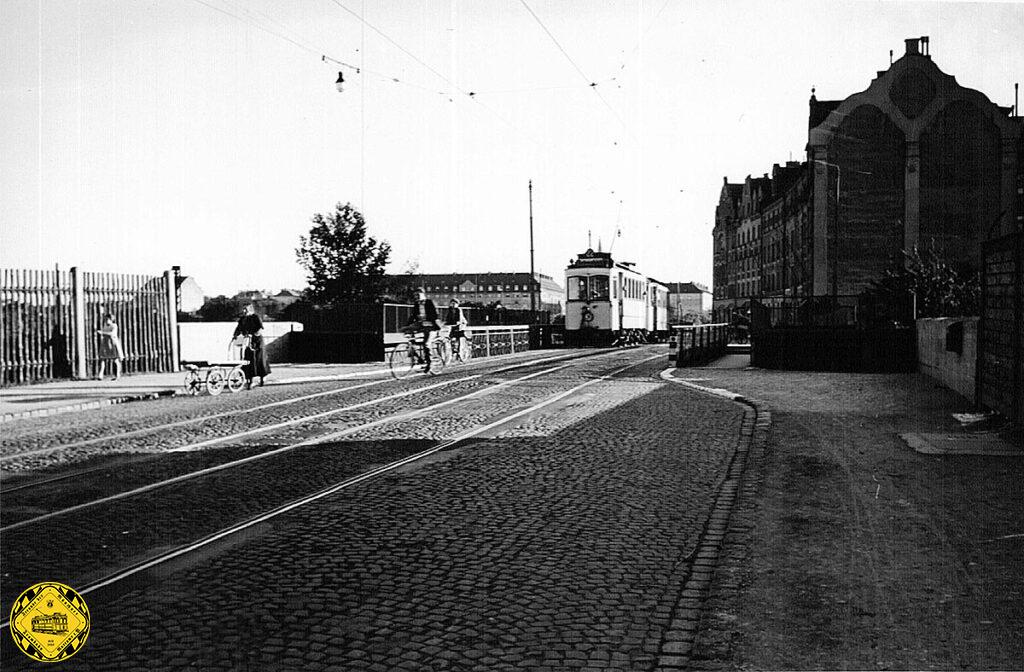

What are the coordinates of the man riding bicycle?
(444, 298, 469, 360)
(406, 287, 441, 372)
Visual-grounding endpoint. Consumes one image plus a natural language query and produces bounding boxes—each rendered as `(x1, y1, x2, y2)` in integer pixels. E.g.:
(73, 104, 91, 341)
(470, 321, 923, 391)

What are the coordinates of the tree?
(196, 295, 248, 322)
(296, 203, 391, 304)
(862, 244, 981, 322)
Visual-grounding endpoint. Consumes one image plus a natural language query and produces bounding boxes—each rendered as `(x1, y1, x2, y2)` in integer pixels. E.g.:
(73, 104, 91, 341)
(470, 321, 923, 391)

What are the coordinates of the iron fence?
(1, 267, 176, 385)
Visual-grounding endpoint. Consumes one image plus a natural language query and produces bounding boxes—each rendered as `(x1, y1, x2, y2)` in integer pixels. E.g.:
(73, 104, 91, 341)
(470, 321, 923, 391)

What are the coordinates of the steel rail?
(0, 350, 603, 466)
(0, 351, 664, 628)
(1, 353, 616, 532)
(0, 352, 613, 501)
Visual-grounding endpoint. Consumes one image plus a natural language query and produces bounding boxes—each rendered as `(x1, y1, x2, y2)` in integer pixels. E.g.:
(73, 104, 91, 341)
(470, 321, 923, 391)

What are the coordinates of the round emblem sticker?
(9, 582, 91, 662)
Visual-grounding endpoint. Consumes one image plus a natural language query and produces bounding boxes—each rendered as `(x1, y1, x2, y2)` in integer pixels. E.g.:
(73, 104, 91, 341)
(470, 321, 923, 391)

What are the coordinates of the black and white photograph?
(1, 1, 1022, 669)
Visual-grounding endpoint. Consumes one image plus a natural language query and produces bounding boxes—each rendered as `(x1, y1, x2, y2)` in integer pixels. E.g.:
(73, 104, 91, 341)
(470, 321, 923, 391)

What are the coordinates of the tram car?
(564, 249, 670, 346)
(31, 612, 68, 635)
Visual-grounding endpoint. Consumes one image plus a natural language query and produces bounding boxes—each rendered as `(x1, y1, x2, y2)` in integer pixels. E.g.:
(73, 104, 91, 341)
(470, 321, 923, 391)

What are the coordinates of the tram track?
(0, 348, 614, 501)
(0, 349, 649, 593)
(0, 349, 664, 630)
(0, 351, 597, 468)
(2, 348, 631, 527)
(0, 363, 569, 532)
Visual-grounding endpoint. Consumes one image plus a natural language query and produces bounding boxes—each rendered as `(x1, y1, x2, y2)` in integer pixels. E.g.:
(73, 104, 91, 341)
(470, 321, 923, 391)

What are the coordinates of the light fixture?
(335, 71, 345, 93)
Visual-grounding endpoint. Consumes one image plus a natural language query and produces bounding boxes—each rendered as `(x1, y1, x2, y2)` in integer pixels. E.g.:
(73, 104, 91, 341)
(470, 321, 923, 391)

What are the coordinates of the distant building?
(175, 275, 205, 314)
(712, 36, 1023, 322)
(665, 282, 712, 323)
(269, 289, 303, 309)
(385, 272, 564, 314)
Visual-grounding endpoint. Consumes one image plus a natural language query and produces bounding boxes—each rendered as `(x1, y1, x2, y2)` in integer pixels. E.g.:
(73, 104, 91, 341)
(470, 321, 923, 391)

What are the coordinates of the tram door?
(617, 272, 624, 330)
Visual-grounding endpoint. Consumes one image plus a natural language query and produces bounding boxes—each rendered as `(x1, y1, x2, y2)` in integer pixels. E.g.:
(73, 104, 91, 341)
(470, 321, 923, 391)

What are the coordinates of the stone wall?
(916, 317, 978, 402)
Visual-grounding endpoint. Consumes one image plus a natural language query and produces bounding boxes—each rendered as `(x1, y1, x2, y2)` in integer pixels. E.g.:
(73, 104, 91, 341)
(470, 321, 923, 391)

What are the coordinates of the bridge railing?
(465, 325, 531, 358)
(668, 323, 730, 366)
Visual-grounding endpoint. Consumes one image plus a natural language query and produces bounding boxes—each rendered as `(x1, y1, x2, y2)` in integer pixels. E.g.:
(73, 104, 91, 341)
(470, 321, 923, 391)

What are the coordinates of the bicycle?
(389, 328, 451, 379)
(443, 329, 472, 363)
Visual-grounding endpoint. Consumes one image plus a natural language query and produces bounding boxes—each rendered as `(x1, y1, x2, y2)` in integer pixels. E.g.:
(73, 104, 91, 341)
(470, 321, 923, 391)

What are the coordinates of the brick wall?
(829, 104, 906, 295)
(979, 232, 1022, 423)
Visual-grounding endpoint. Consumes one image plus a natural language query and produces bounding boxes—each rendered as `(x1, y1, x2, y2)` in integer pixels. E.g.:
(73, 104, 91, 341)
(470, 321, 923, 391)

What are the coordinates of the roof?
(386, 272, 563, 292)
(666, 282, 710, 294)
(808, 95, 842, 130)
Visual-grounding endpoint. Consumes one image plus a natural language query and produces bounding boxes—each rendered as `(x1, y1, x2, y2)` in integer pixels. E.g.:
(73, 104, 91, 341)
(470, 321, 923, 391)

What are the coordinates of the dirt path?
(675, 368, 1023, 671)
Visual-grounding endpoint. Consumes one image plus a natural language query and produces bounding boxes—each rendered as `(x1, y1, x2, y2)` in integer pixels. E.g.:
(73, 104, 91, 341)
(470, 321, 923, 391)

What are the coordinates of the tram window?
(590, 276, 609, 300)
(568, 276, 587, 300)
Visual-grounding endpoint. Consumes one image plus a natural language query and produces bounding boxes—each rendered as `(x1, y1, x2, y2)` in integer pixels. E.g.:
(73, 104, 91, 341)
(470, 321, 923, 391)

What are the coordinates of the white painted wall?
(178, 321, 303, 364)
(916, 317, 978, 402)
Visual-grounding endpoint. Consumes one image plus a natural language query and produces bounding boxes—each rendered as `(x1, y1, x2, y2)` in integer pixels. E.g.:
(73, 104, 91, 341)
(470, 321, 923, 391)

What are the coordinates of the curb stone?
(655, 369, 772, 671)
(0, 389, 179, 423)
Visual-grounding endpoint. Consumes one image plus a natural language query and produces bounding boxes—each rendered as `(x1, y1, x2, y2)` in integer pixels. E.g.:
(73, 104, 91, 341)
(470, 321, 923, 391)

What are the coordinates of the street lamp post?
(529, 180, 536, 315)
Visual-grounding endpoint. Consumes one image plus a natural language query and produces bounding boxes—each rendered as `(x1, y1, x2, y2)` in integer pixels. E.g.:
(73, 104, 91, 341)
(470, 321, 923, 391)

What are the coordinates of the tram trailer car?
(564, 249, 670, 346)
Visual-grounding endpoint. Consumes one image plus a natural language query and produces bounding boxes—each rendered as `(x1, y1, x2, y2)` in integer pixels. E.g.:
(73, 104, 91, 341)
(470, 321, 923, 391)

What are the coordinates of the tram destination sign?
(570, 250, 613, 269)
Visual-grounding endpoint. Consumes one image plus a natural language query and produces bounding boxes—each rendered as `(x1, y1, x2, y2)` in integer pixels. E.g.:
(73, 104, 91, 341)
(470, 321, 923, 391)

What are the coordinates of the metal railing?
(668, 323, 730, 366)
(1, 267, 177, 385)
(466, 325, 531, 358)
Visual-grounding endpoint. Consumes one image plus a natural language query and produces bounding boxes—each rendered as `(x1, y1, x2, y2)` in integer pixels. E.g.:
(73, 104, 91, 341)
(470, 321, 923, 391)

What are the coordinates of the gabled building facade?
(713, 36, 1023, 322)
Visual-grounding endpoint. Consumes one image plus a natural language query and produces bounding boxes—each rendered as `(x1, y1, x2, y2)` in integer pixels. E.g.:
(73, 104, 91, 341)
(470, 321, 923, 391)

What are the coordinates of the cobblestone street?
(1, 347, 750, 671)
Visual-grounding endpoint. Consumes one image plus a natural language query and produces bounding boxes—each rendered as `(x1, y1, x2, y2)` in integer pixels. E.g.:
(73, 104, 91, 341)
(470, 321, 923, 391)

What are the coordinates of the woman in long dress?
(96, 313, 124, 380)
(232, 304, 271, 388)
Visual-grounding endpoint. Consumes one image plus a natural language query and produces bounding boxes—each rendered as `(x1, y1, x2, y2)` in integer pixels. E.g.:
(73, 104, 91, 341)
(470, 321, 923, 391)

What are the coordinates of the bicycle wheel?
(430, 340, 450, 374)
(438, 338, 453, 365)
(389, 342, 418, 379)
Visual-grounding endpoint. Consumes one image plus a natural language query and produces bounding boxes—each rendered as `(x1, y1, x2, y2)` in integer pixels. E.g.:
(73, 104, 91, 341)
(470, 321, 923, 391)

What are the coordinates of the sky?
(1, 0, 1022, 298)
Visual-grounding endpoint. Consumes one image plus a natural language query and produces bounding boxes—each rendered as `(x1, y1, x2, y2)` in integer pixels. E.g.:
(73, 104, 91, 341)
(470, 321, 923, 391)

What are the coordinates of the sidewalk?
(668, 361, 1023, 670)
(0, 362, 390, 423)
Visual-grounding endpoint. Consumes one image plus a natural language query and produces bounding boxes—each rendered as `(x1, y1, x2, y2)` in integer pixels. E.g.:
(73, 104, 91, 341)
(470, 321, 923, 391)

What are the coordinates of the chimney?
(904, 36, 930, 57)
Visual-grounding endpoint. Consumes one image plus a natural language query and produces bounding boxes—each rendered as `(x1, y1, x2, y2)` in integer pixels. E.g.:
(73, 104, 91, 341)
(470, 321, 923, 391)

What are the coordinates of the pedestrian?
(95, 313, 124, 381)
(232, 304, 271, 388)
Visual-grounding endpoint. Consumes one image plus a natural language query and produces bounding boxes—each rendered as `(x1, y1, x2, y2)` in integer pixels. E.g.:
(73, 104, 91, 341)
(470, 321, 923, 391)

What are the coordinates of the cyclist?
(445, 298, 469, 360)
(406, 287, 440, 372)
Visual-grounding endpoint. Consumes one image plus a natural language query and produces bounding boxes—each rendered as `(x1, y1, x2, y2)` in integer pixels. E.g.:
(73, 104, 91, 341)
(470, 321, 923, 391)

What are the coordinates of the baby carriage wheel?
(206, 368, 227, 395)
(227, 366, 247, 393)
(183, 369, 203, 396)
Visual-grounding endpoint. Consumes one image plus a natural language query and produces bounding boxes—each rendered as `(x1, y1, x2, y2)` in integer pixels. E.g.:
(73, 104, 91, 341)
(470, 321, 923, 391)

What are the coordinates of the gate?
(978, 231, 1023, 425)
(1, 267, 177, 385)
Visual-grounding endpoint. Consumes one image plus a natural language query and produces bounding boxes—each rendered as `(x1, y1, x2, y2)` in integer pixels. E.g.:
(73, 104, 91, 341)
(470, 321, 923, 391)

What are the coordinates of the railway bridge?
(1, 346, 762, 671)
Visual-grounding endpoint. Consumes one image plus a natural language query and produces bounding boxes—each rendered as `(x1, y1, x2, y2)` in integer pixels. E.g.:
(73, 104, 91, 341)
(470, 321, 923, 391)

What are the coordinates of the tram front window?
(589, 276, 609, 300)
(568, 276, 588, 300)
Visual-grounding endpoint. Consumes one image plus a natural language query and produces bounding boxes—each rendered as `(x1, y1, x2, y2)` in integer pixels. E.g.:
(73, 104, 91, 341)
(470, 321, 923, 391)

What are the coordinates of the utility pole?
(529, 180, 536, 313)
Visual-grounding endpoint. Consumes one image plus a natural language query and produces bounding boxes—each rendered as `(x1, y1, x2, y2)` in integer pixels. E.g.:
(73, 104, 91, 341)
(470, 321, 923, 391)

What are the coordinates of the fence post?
(71, 266, 87, 379)
(485, 330, 491, 358)
(509, 328, 515, 353)
(164, 270, 179, 371)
